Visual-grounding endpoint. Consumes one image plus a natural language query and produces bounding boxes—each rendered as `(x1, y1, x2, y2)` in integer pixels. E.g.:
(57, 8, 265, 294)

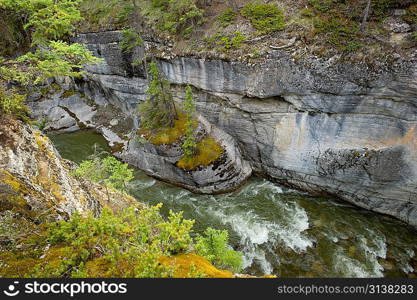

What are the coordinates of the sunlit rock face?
(30, 31, 417, 226)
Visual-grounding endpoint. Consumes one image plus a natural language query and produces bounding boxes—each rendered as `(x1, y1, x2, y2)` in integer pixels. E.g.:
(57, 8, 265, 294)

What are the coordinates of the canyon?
(28, 30, 417, 228)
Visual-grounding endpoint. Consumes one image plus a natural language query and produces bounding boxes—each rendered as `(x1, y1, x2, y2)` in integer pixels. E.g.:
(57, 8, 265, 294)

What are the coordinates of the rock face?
(29, 31, 417, 227)
(121, 115, 252, 194)
(0, 116, 134, 221)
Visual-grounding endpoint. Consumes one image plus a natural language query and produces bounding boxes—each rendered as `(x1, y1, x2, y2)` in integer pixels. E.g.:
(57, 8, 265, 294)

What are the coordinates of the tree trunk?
(360, 0, 372, 32)
(227, 0, 238, 11)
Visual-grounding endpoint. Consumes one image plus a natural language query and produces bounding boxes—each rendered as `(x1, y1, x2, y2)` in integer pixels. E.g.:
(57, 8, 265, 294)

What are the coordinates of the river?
(50, 130, 417, 278)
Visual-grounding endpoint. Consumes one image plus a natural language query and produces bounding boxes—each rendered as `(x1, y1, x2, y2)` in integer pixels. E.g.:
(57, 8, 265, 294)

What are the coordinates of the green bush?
(143, 0, 204, 36)
(34, 205, 194, 277)
(73, 156, 134, 193)
(119, 28, 143, 53)
(196, 227, 243, 273)
(307, 0, 336, 13)
(0, 87, 29, 120)
(218, 31, 246, 51)
(177, 137, 224, 171)
(0, 204, 244, 277)
(79, 0, 131, 31)
(313, 16, 362, 51)
(218, 8, 237, 27)
(241, 1, 285, 34)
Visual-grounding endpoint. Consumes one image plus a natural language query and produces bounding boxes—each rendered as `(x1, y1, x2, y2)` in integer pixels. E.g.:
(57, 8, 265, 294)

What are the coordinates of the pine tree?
(182, 85, 197, 158)
(138, 61, 178, 129)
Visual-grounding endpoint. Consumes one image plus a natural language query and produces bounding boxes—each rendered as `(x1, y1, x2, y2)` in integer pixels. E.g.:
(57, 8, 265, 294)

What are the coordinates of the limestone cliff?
(28, 30, 417, 227)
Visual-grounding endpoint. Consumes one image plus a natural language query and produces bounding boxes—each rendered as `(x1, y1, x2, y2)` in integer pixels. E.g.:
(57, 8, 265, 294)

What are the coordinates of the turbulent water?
(50, 131, 417, 278)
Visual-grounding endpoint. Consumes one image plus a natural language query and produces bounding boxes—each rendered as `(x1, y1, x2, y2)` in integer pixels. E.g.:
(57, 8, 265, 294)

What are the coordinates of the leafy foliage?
(304, 0, 416, 52)
(4, 205, 194, 277)
(139, 112, 190, 145)
(241, 1, 285, 34)
(141, 0, 204, 36)
(0, 0, 100, 120)
(73, 156, 134, 193)
(13, 42, 100, 85)
(218, 8, 237, 27)
(217, 31, 246, 51)
(119, 28, 143, 53)
(78, 0, 132, 32)
(0, 86, 29, 119)
(196, 227, 243, 273)
(0, 204, 242, 277)
(0, 0, 83, 46)
(313, 16, 362, 51)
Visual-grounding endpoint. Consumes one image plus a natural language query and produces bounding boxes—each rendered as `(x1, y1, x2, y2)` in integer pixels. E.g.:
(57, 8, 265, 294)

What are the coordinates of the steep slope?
(0, 115, 136, 221)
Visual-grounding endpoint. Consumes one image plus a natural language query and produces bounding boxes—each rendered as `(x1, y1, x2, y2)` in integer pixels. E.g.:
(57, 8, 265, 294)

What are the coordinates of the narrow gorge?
(30, 30, 417, 227)
(2, 0, 417, 279)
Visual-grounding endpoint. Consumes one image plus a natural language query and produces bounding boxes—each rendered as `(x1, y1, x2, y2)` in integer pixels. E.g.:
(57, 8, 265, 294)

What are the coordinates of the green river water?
(50, 130, 417, 278)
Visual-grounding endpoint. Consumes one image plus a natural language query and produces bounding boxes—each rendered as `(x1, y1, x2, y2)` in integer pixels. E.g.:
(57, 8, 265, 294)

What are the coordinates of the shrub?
(143, 0, 205, 36)
(241, 1, 285, 34)
(119, 28, 143, 53)
(79, 0, 131, 32)
(33, 205, 194, 277)
(0, 87, 29, 120)
(307, 0, 336, 13)
(195, 227, 243, 273)
(217, 31, 246, 51)
(0, 205, 243, 277)
(218, 8, 237, 27)
(313, 16, 362, 51)
(73, 156, 134, 193)
(23, 0, 83, 46)
(139, 112, 195, 145)
(177, 137, 224, 170)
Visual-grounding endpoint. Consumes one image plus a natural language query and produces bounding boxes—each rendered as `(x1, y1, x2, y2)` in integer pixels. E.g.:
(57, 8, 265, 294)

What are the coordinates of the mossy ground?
(159, 253, 234, 278)
(177, 137, 224, 171)
(138, 113, 194, 146)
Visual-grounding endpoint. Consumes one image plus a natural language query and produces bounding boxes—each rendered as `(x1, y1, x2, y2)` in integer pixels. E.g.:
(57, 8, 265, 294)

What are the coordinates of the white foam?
(204, 181, 312, 274)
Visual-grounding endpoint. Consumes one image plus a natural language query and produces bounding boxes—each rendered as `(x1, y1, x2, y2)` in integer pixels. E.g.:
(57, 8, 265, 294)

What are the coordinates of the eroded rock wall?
(30, 31, 417, 226)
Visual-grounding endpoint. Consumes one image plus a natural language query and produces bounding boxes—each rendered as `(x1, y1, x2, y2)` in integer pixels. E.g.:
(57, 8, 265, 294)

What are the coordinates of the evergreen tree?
(182, 85, 197, 158)
(0, 0, 101, 119)
(138, 61, 178, 129)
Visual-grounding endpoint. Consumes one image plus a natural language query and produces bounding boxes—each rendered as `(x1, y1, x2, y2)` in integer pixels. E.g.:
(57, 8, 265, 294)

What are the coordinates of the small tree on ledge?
(182, 85, 197, 158)
(138, 61, 178, 130)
